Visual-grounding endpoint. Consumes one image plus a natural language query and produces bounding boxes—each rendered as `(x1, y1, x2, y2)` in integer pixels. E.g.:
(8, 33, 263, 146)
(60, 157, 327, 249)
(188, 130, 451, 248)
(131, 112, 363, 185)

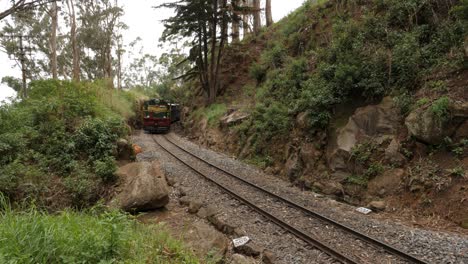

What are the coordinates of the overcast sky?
(0, 0, 306, 103)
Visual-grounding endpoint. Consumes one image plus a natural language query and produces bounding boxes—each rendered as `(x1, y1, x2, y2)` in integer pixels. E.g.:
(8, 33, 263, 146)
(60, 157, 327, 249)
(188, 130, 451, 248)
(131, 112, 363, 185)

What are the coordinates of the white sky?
(0, 0, 306, 102)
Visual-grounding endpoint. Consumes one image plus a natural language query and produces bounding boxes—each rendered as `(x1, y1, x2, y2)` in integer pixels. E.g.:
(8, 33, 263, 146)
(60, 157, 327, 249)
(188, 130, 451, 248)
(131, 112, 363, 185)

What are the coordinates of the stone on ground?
(111, 161, 169, 212)
(185, 221, 228, 261)
(229, 254, 257, 264)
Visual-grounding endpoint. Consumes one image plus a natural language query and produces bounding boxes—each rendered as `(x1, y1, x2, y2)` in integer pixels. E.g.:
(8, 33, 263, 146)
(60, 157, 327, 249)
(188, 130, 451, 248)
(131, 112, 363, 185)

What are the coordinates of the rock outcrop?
(405, 101, 467, 144)
(405, 108, 449, 144)
(220, 110, 250, 127)
(111, 161, 169, 212)
(327, 97, 401, 171)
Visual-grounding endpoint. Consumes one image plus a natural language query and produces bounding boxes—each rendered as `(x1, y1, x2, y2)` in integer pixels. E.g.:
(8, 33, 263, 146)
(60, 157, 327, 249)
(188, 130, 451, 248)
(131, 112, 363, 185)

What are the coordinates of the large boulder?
(405, 108, 448, 144)
(111, 161, 169, 212)
(327, 97, 401, 171)
(405, 101, 467, 144)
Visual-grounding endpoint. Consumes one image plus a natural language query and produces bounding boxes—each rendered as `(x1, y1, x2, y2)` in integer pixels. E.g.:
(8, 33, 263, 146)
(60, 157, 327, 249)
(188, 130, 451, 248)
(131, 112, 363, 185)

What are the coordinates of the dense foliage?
(0, 80, 136, 208)
(0, 197, 200, 263)
(244, 0, 466, 148)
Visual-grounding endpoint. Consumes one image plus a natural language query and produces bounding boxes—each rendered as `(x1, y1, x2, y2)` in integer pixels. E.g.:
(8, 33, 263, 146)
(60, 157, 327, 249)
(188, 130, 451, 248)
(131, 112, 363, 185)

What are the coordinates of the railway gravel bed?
(133, 131, 468, 264)
(158, 135, 416, 264)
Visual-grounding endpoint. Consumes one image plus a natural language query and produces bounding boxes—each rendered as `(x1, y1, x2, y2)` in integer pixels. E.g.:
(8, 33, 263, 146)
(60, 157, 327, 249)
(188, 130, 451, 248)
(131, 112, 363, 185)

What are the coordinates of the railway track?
(153, 134, 428, 264)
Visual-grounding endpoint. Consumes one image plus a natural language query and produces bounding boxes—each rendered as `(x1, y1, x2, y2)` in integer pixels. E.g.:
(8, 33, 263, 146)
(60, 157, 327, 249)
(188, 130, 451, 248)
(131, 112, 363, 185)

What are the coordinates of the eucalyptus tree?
(77, 0, 126, 86)
(159, 0, 231, 104)
(265, 0, 273, 26)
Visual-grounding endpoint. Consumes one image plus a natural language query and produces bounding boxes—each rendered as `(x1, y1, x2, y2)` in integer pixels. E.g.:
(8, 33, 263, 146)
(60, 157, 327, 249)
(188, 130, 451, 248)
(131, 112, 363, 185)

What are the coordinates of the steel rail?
(163, 134, 428, 264)
(152, 135, 358, 264)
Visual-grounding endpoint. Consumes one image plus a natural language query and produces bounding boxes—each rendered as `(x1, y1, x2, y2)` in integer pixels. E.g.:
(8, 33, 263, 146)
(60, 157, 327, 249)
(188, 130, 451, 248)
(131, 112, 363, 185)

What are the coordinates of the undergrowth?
(0, 196, 200, 263)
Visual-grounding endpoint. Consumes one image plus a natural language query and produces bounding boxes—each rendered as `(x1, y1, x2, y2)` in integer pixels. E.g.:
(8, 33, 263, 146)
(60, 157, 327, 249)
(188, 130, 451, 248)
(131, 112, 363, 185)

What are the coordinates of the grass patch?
(0, 198, 201, 263)
(245, 155, 273, 169)
(194, 103, 227, 127)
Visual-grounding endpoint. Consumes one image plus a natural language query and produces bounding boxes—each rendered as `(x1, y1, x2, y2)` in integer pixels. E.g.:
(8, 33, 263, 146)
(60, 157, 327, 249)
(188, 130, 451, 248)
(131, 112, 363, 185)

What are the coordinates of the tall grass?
(0, 197, 201, 264)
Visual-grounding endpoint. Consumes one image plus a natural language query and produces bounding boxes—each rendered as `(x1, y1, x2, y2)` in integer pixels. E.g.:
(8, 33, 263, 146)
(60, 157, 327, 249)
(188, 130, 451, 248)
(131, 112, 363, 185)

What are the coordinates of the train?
(141, 99, 180, 133)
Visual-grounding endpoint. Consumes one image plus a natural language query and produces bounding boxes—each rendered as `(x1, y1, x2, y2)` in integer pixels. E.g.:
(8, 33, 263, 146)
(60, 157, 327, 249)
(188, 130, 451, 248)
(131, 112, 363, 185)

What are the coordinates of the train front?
(142, 99, 171, 133)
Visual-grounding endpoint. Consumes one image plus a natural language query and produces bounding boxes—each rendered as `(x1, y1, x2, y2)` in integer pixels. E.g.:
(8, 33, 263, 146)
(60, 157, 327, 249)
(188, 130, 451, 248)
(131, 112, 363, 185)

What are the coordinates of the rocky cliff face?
(181, 71, 468, 229)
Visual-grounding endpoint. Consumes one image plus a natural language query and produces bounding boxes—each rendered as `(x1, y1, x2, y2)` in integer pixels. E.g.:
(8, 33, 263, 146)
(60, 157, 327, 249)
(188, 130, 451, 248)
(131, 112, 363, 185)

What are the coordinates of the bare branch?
(0, 0, 58, 21)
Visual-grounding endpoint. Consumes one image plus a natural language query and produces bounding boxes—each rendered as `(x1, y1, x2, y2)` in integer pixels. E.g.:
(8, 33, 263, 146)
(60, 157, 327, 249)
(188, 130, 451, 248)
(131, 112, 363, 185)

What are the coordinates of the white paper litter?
(232, 236, 250, 247)
(356, 207, 372, 215)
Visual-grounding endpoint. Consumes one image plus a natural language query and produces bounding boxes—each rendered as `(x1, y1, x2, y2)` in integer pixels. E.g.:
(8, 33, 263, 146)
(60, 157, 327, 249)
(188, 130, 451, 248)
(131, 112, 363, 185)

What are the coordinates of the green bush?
(430, 96, 451, 121)
(94, 156, 117, 182)
(0, 80, 136, 208)
(249, 62, 267, 82)
(253, 102, 291, 140)
(0, 198, 201, 263)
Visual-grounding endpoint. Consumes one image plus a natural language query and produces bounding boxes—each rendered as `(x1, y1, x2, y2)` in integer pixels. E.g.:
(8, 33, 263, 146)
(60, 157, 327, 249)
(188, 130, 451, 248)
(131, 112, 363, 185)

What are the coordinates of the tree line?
(160, 0, 274, 104)
(0, 0, 125, 98)
(0, 0, 274, 102)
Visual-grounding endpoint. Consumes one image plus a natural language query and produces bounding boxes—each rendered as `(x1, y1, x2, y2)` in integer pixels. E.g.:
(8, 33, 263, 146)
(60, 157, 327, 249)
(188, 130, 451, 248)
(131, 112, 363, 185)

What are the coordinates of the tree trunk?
(209, 0, 218, 104)
(265, 0, 273, 27)
(252, 0, 261, 35)
(232, 0, 240, 42)
(242, 0, 251, 37)
(67, 0, 80, 81)
(49, 2, 58, 79)
(214, 0, 228, 98)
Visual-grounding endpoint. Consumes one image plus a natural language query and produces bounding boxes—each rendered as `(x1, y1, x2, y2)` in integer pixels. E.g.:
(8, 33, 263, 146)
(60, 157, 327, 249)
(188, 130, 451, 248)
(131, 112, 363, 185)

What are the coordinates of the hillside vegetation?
(245, 0, 465, 143)
(0, 80, 137, 209)
(183, 0, 468, 229)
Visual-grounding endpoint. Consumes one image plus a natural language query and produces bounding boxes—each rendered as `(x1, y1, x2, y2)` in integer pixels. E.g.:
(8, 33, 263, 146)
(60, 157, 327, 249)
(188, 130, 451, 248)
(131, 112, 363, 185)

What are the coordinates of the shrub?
(74, 117, 124, 162)
(416, 97, 430, 107)
(430, 96, 451, 121)
(94, 156, 117, 182)
(249, 62, 267, 82)
(253, 102, 291, 140)
(393, 92, 414, 115)
(260, 42, 287, 69)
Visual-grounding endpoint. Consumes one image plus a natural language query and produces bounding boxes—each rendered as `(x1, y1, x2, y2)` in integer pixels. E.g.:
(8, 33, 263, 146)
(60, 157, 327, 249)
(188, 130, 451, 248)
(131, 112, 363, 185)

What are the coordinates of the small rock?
(186, 222, 228, 261)
(385, 138, 407, 166)
(188, 200, 203, 214)
(230, 254, 257, 264)
(368, 200, 386, 211)
(166, 176, 176, 186)
(197, 205, 218, 219)
(321, 181, 344, 196)
(331, 171, 350, 183)
(179, 196, 191, 206)
(178, 187, 190, 197)
(208, 214, 236, 235)
(262, 249, 276, 264)
(233, 227, 248, 237)
(234, 242, 262, 257)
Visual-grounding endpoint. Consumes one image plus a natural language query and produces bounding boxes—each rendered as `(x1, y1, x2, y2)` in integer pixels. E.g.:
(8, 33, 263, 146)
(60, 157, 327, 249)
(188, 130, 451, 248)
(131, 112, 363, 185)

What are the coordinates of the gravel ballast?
(133, 131, 468, 264)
